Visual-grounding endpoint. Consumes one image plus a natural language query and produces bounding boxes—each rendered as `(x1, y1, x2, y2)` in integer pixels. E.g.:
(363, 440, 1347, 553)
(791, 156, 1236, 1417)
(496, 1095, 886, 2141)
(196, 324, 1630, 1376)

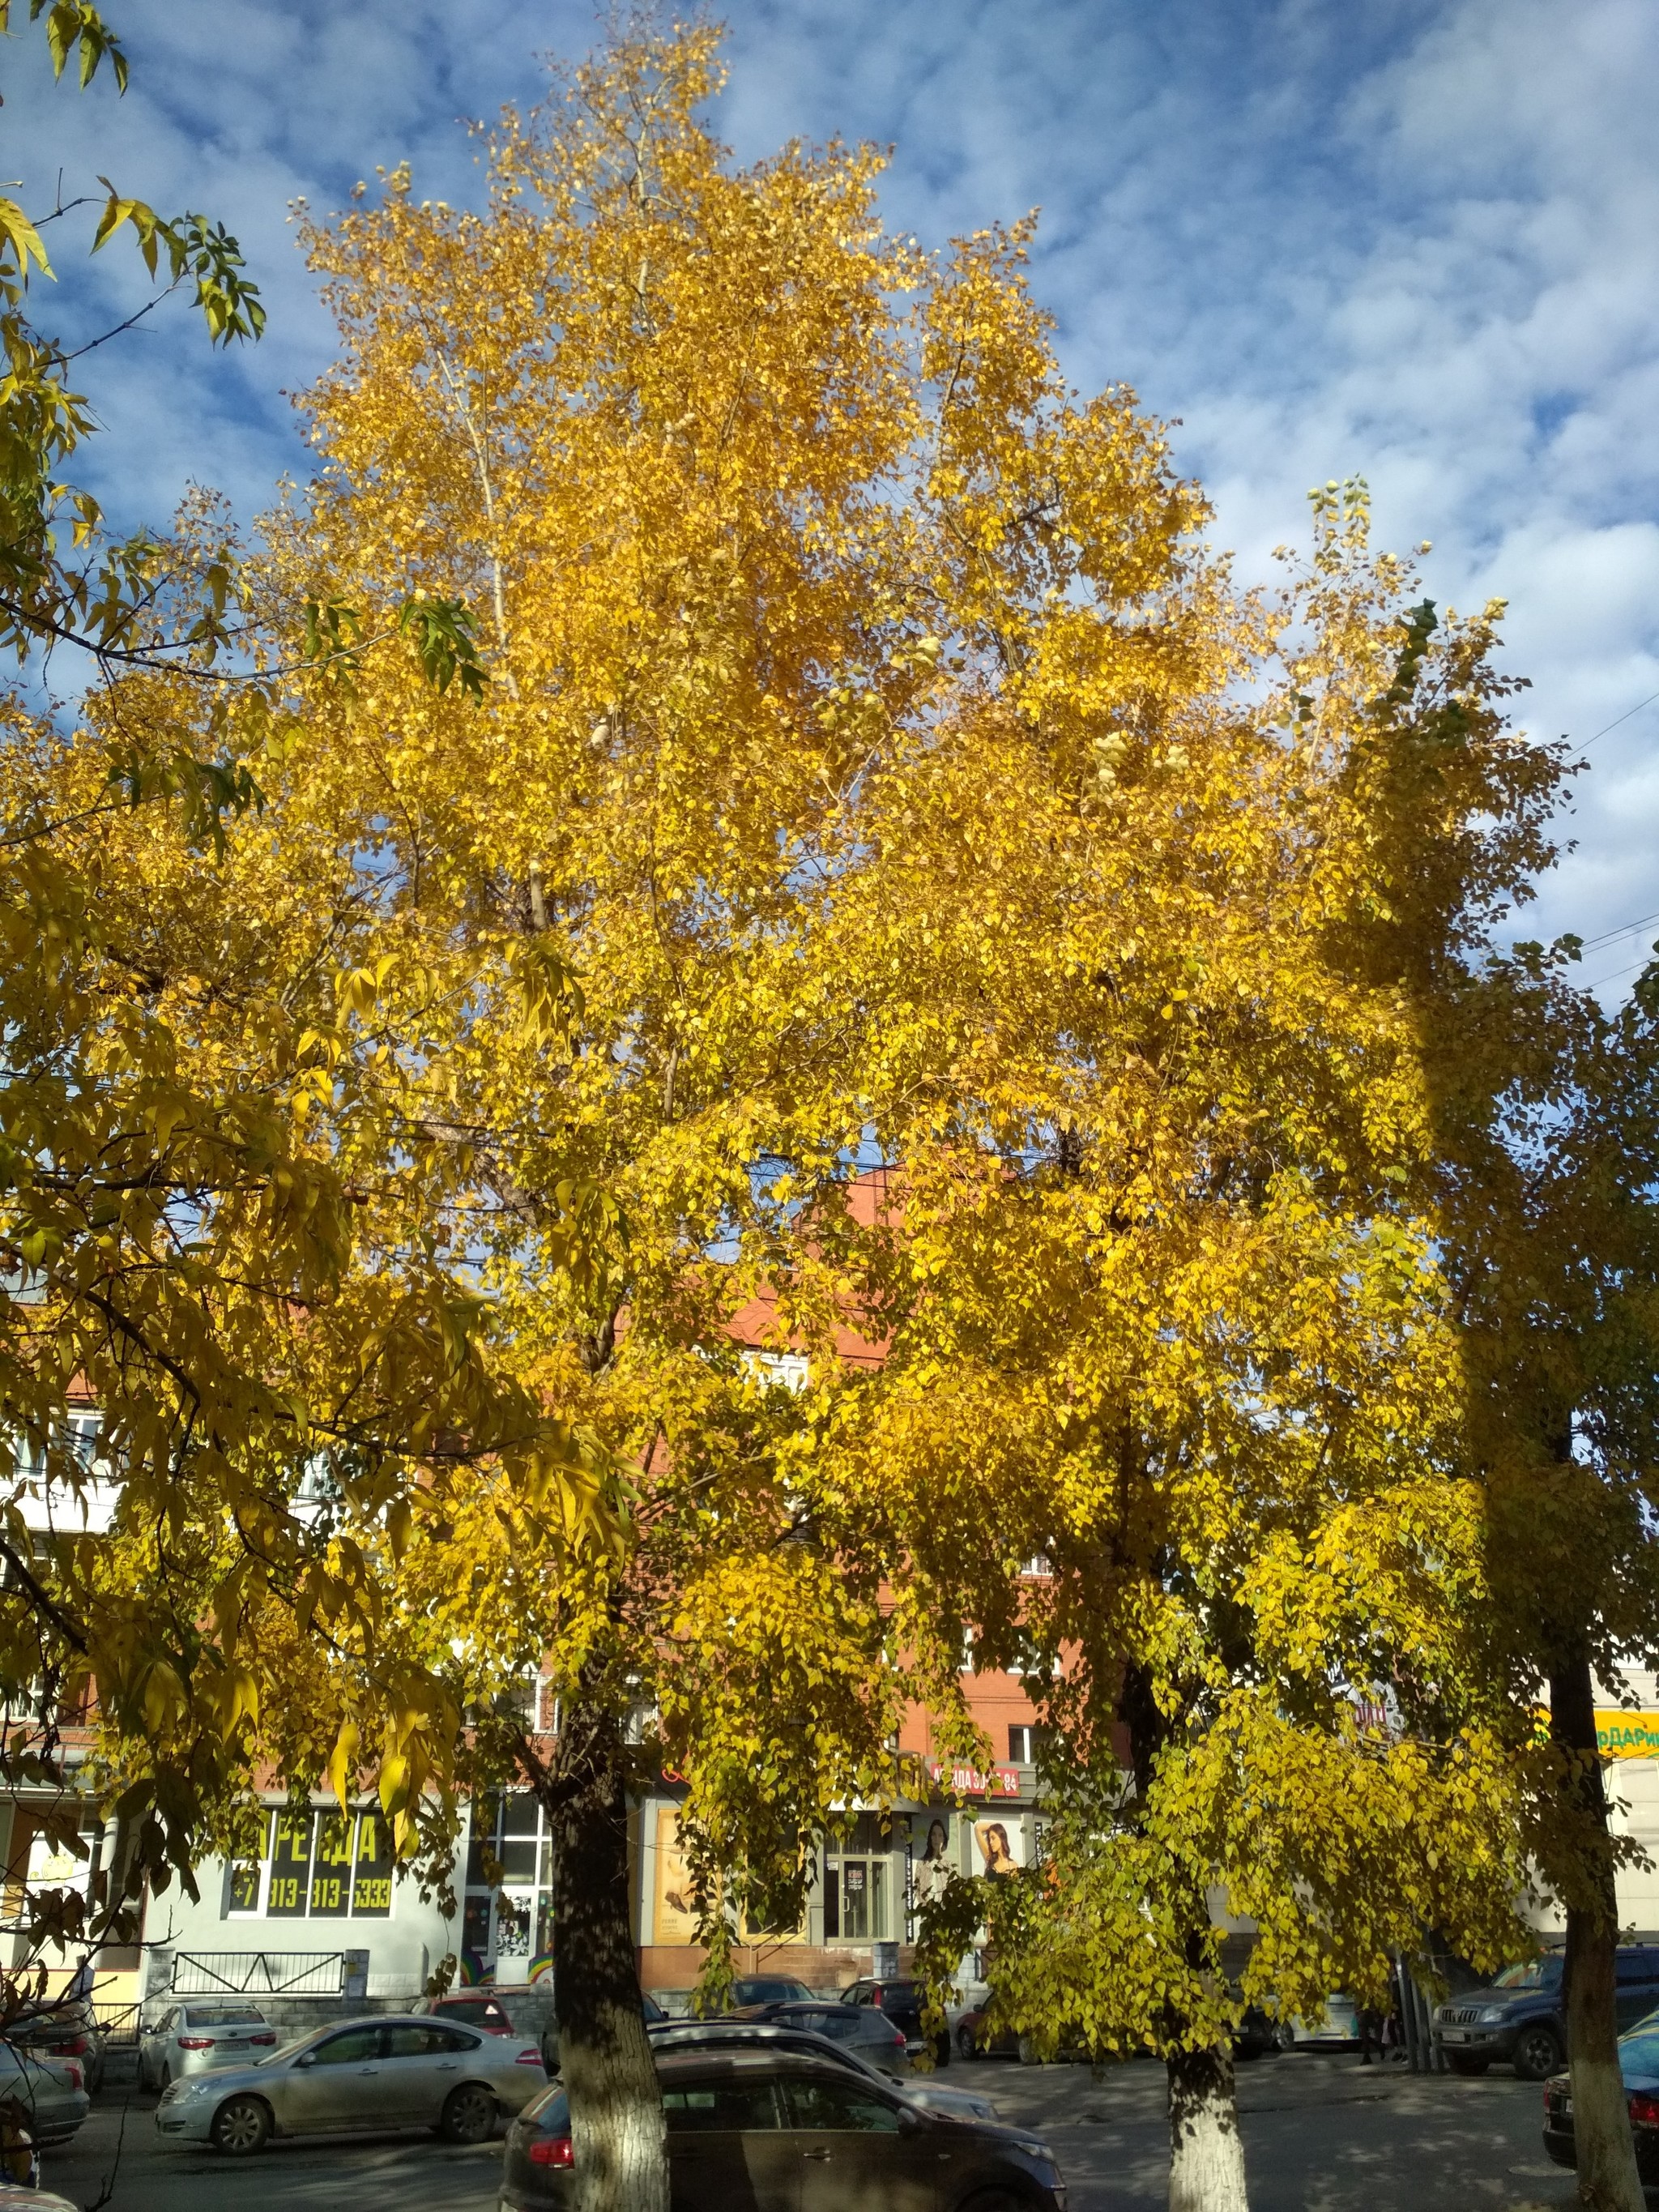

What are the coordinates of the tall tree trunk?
(1550, 1655, 1643, 2212)
(546, 1702, 667, 2212)
(1167, 2037, 1249, 2212)
(1120, 1658, 1252, 2212)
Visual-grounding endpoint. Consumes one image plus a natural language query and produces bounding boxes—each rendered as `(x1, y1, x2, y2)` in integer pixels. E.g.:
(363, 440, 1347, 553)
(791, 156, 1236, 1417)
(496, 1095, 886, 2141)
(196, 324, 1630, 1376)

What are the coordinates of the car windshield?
(1491, 1958, 1564, 1991)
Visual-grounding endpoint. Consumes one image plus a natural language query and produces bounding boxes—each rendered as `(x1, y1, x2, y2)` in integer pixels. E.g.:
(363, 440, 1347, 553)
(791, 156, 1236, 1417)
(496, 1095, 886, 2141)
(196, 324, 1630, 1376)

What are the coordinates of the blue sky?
(9, 0, 1658, 987)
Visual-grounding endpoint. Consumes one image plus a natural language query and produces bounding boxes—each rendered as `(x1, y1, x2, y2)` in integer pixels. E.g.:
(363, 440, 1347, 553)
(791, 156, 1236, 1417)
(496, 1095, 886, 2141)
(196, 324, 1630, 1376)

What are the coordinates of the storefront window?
(223, 1808, 399, 1920)
(267, 1811, 313, 1918)
(463, 1791, 556, 1975)
(822, 1813, 895, 1943)
(351, 1815, 394, 1917)
(309, 1813, 352, 1917)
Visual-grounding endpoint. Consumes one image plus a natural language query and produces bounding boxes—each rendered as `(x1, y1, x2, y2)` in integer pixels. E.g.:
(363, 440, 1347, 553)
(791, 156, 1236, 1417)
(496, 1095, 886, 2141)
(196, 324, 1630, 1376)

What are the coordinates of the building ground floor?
(15, 1669, 1659, 2025)
(92, 1765, 1043, 2012)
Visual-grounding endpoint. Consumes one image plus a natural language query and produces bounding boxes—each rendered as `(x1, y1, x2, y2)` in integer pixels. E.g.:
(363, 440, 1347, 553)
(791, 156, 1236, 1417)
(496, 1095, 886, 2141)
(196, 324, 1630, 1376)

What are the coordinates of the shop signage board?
(1596, 1711, 1659, 1757)
(925, 1761, 1023, 1798)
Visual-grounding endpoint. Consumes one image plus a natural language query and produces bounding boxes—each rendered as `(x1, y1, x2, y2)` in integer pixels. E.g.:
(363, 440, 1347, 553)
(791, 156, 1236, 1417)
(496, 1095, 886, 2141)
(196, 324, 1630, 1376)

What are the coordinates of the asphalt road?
(38, 2052, 1579, 2211)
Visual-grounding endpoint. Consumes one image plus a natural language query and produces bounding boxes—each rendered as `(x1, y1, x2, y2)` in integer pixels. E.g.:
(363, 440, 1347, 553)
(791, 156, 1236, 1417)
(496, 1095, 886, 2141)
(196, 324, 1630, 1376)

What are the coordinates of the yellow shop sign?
(1596, 1712, 1659, 1758)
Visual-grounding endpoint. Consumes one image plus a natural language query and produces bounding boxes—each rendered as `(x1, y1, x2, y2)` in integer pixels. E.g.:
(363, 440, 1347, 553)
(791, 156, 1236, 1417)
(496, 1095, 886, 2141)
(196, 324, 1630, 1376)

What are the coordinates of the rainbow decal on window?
(528, 1953, 554, 1984)
(458, 1949, 493, 1987)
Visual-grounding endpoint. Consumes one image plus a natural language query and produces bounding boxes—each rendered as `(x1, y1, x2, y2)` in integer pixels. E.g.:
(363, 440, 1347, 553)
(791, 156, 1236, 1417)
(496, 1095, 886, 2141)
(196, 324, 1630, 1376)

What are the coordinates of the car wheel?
(1512, 2026, 1563, 2083)
(954, 2192, 1028, 2212)
(957, 2025, 979, 2060)
(209, 2095, 271, 2154)
(440, 2083, 497, 2144)
(934, 2032, 951, 2069)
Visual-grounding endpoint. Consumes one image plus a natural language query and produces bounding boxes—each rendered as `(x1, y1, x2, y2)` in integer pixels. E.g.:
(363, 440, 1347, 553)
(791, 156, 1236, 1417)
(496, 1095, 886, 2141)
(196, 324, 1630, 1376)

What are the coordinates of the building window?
(464, 1791, 556, 1971)
(1008, 1725, 1043, 1765)
(821, 1814, 896, 1944)
(225, 1809, 396, 1920)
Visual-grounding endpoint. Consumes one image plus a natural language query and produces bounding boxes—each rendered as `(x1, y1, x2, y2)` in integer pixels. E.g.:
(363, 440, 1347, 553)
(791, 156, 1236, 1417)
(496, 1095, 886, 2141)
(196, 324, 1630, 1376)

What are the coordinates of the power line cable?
(1579, 907, 1659, 954)
(1580, 686, 1659, 752)
(1586, 951, 1653, 993)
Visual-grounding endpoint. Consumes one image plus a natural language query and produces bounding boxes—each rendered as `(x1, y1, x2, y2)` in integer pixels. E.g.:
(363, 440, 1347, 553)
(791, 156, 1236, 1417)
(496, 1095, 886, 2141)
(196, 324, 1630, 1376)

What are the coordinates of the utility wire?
(1579, 907, 1659, 954)
(1586, 951, 1654, 993)
(1579, 686, 1659, 752)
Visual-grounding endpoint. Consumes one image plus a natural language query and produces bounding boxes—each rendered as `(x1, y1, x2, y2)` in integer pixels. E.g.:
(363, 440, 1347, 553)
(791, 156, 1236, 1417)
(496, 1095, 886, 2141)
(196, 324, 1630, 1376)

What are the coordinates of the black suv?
(839, 1977, 952, 2066)
(1433, 1945, 1659, 2081)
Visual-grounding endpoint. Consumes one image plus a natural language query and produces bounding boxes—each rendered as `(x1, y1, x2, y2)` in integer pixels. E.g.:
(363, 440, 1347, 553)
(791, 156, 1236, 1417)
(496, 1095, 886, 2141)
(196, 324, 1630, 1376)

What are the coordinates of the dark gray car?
(1434, 1945, 1659, 2081)
(499, 2046, 1064, 2212)
(727, 2000, 911, 2077)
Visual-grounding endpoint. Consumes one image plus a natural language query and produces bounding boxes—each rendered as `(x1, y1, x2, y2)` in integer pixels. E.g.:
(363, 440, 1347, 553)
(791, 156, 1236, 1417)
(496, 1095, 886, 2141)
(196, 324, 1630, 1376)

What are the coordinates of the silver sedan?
(0, 2041, 89, 2149)
(154, 2013, 547, 2154)
(139, 2000, 275, 2089)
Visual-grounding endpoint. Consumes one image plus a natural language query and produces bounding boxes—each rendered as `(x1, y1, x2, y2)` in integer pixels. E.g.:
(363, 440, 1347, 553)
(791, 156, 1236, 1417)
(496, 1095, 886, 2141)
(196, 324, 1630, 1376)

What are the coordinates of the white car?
(139, 2000, 277, 2089)
(154, 2013, 546, 2153)
(1291, 1992, 1361, 2045)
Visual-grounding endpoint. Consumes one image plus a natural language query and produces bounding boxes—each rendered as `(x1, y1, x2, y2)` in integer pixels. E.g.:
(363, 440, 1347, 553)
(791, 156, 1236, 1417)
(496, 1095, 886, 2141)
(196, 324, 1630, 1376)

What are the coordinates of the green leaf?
(398, 596, 487, 702)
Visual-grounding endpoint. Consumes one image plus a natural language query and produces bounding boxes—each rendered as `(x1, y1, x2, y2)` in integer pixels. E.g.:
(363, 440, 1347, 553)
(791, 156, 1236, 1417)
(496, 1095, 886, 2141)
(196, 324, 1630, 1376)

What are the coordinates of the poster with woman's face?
(916, 1813, 953, 1904)
(975, 1818, 1022, 1879)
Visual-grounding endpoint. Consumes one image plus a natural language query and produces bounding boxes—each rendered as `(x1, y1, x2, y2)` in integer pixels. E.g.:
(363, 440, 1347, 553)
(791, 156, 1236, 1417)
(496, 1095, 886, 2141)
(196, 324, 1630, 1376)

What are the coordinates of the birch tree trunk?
(547, 1704, 667, 2212)
(1167, 2037, 1250, 2212)
(1551, 1655, 1644, 2212)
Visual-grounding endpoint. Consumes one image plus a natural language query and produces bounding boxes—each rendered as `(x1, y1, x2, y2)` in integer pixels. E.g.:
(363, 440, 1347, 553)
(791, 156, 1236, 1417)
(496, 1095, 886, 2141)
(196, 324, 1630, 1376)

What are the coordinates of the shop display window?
(821, 1813, 897, 1943)
(224, 1808, 402, 1920)
(463, 1790, 557, 1973)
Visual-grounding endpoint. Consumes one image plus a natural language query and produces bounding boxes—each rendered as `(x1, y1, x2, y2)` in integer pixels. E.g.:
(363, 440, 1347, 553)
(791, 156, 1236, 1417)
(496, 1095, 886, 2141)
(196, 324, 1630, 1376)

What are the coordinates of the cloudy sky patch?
(9, 0, 1656, 979)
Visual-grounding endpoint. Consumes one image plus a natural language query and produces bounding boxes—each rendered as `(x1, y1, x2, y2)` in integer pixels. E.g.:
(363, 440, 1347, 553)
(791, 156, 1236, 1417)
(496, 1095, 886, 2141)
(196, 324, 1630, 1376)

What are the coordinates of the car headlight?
(1478, 2006, 1506, 2024)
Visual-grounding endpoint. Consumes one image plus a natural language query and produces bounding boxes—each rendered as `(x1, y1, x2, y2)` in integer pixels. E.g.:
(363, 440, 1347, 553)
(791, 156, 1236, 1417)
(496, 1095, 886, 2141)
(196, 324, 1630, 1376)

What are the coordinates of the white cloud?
(7, 0, 1655, 985)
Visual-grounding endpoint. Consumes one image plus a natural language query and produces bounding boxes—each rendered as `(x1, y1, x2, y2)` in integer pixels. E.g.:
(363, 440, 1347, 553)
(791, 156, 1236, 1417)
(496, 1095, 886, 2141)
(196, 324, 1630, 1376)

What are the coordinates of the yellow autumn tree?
(820, 482, 1572, 2212)
(0, 2, 606, 2028)
(47, 24, 1600, 2212)
(234, 23, 1260, 2205)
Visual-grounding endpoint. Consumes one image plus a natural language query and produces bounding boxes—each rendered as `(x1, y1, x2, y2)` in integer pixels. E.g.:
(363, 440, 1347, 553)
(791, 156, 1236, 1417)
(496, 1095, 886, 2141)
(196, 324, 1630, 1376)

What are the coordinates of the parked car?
(1290, 1992, 1361, 2048)
(1544, 2016, 1659, 2183)
(839, 1976, 952, 2065)
(1436, 1945, 1659, 2082)
(727, 1975, 814, 2008)
(6, 1996, 107, 2095)
(138, 2001, 276, 2090)
(953, 2005, 1021, 2060)
(500, 2045, 1066, 2211)
(415, 1991, 518, 2036)
(0, 2190, 79, 2210)
(728, 2001, 911, 2078)
(152, 2012, 545, 2154)
(0, 2041, 90, 2148)
(522, 1988, 665, 2073)
(1232, 2005, 1290, 2060)
(648, 2014, 999, 2122)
